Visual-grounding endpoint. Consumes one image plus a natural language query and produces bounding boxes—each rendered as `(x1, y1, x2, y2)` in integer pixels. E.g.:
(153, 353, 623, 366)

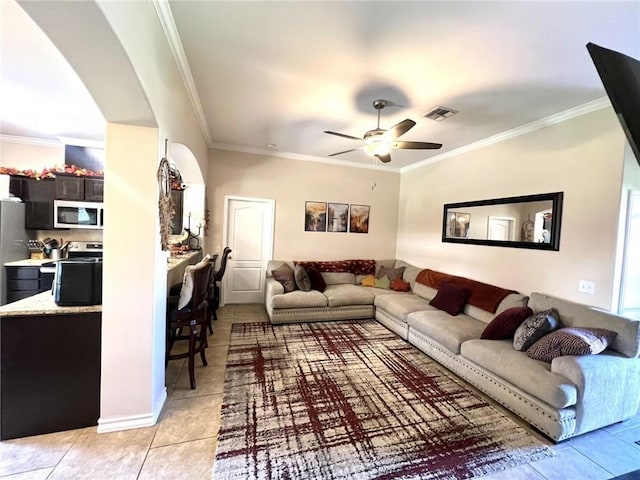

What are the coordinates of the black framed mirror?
(442, 192, 563, 251)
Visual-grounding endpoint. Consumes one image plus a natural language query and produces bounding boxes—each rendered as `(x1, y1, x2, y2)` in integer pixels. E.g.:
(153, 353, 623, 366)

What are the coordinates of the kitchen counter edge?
(0, 291, 101, 317)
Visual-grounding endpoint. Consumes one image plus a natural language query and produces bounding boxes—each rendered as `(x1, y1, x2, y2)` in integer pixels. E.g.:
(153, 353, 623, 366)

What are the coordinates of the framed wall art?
(327, 203, 349, 232)
(305, 201, 327, 231)
(349, 204, 370, 234)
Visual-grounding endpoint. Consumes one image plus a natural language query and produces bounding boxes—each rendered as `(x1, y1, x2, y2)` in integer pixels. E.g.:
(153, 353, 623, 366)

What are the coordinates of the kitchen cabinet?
(9, 177, 55, 230)
(0, 308, 101, 440)
(55, 175, 103, 202)
(5, 266, 53, 303)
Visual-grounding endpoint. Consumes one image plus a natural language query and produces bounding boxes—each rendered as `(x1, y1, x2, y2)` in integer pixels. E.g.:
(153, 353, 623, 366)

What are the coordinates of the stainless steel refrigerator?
(0, 200, 29, 305)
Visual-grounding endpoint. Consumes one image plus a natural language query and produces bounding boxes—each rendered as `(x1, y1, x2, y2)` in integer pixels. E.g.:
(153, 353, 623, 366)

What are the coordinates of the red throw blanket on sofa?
(415, 269, 516, 313)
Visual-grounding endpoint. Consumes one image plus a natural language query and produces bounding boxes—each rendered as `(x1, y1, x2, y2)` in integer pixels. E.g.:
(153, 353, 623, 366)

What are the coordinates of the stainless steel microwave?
(54, 200, 104, 229)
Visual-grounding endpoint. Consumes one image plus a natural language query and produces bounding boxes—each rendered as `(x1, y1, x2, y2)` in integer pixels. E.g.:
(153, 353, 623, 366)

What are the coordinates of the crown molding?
(209, 142, 401, 172)
(152, 0, 212, 146)
(401, 97, 611, 173)
(0, 134, 62, 147)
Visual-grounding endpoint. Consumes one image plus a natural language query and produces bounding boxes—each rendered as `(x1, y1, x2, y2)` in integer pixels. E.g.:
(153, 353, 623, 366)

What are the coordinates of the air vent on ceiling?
(424, 106, 458, 122)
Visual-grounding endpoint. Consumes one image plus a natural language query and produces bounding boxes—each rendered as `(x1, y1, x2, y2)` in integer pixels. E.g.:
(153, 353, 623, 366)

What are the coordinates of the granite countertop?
(4, 258, 52, 267)
(167, 251, 202, 271)
(0, 291, 101, 317)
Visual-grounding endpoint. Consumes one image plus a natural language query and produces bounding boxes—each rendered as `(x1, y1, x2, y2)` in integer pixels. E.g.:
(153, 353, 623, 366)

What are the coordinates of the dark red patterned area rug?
(213, 320, 554, 479)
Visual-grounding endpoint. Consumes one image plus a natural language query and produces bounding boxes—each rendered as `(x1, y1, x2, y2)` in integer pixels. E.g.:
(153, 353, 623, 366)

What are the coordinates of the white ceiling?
(1, 1, 639, 169)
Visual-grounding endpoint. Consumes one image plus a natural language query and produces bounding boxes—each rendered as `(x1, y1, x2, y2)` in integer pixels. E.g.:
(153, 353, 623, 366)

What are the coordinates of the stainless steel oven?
(54, 200, 104, 229)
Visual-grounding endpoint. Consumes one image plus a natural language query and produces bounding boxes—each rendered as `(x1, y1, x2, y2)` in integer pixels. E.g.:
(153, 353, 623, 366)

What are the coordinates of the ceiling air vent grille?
(424, 106, 458, 122)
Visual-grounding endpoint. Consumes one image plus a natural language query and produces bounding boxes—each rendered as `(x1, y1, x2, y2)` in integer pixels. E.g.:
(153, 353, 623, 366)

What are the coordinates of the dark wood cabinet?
(55, 176, 103, 202)
(55, 176, 84, 200)
(85, 178, 104, 201)
(5, 266, 54, 303)
(10, 177, 55, 230)
(0, 312, 101, 440)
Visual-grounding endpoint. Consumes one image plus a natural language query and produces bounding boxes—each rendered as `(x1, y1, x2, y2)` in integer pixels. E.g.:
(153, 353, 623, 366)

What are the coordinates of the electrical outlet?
(579, 280, 595, 295)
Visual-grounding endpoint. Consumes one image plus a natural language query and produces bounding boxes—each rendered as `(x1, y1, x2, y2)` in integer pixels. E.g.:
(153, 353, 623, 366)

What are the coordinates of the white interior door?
(487, 217, 514, 241)
(223, 197, 274, 304)
(619, 191, 640, 320)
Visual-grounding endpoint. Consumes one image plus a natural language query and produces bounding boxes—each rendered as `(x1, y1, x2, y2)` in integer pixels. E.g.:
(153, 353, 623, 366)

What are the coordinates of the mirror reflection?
(442, 192, 563, 251)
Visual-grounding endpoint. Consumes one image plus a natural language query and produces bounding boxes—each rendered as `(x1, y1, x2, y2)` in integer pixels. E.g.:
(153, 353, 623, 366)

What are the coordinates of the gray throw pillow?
(294, 265, 311, 292)
(513, 309, 559, 351)
(271, 263, 297, 293)
(377, 265, 406, 281)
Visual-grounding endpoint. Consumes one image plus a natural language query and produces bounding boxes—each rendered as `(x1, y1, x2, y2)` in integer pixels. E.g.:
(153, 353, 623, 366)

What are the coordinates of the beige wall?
(207, 150, 400, 261)
(0, 139, 63, 170)
(397, 107, 626, 309)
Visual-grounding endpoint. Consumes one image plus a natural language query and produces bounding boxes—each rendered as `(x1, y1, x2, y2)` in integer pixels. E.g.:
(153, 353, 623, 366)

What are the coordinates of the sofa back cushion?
(394, 260, 421, 288)
(528, 292, 640, 358)
(416, 269, 518, 314)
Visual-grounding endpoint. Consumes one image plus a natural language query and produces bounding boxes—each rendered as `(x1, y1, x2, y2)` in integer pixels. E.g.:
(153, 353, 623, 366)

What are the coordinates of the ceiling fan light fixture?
(363, 133, 392, 156)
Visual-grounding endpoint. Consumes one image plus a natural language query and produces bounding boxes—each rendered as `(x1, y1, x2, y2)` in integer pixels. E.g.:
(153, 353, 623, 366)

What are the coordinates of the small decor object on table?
(305, 201, 327, 232)
(349, 204, 370, 233)
(327, 203, 348, 232)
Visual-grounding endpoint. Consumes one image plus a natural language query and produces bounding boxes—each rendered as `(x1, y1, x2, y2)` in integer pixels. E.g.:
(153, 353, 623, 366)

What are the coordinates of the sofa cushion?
(322, 272, 356, 285)
(270, 290, 328, 309)
(513, 309, 559, 351)
(324, 284, 375, 307)
(307, 266, 326, 292)
(413, 282, 437, 301)
(461, 339, 578, 409)
(271, 263, 297, 293)
(429, 282, 471, 316)
(527, 327, 617, 363)
(294, 265, 311, 292)
(407, 310, 485, 354)
(481, 307, 533, 340)
(375, 294, 434, 323)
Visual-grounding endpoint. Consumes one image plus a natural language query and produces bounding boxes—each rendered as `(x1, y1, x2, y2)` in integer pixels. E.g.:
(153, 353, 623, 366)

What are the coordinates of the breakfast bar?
(0, 293, 101, 440)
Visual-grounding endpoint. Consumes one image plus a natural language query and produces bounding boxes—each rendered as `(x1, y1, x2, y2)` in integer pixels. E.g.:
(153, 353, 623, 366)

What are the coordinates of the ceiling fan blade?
(394, 141, 443, 150)
(329, 148, 361, 157)
(324, 130, 362, 141)
(382, 119, 416, 140)
(375, 153, 391, 163)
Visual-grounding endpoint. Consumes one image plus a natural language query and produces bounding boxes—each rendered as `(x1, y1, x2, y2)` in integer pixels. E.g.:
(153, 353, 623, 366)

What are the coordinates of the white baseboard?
(97, 388, 167, 434)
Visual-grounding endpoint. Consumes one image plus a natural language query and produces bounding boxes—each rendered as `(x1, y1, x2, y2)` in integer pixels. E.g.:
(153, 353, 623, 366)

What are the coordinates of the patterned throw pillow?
(350, 259, 376, 276)
(361, 275, 376, 287)
(377, 265, 406, 281)
(294, 265, 311, 292)
(271, 263, 297, 293)
(527, 327, 617, 363)
(390, 277, 411, 292)
(481, 307, 533, 340)
(429, 282, 471, 316)
(513, 309, 559, 351)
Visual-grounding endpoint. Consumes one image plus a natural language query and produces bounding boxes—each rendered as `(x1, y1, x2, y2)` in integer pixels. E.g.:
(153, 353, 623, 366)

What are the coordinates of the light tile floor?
(1, 304, 639, 479)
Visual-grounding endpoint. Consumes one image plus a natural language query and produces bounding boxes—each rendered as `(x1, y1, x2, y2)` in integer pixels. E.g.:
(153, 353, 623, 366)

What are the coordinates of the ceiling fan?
(324, 99, 442, 163)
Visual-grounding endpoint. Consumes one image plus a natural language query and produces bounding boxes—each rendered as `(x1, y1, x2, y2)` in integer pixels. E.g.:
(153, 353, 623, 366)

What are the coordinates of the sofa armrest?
(551, 352, 640, 435)
(265, 277, 284, 301)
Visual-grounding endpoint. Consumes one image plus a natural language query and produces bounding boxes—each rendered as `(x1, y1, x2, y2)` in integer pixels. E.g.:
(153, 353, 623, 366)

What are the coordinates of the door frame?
(221, 195, 275, 306)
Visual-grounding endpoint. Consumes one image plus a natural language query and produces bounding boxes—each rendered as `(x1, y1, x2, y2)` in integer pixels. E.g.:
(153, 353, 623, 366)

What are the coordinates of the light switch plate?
(579, 280, 595, 294)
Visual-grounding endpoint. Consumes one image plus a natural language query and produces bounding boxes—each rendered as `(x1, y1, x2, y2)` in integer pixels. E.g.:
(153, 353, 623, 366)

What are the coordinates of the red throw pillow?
(429, 282, 471, 316)
(390, 277, 411, 292)
(307, 266, 326, 292)
(481, 307, 533, 340)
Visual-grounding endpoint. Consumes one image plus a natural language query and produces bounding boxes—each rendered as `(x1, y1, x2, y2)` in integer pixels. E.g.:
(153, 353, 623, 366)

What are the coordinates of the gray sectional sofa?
(264, 259, 640, 442)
